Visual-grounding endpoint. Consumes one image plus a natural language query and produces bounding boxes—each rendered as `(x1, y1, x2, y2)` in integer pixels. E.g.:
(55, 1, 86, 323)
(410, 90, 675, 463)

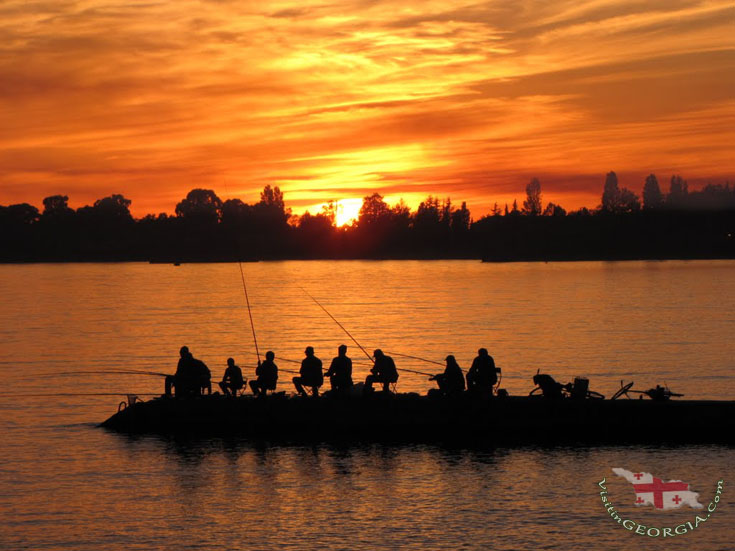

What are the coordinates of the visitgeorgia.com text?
(597, 478, 724, 537)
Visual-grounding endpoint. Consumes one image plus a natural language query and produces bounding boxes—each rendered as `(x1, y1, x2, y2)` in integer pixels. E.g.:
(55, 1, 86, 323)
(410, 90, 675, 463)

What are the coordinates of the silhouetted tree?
(601, 171, 620, 212)
(523, 178, 542, 216)
(600, 172, 640, 214)
(491, 202, 501, 217)
(2, 203, 39, 225)
(358, 193, 391, 227)
(543, 202, 566, 217)
(451, 201, 471, 231)
(42, 195, 74, 217)
(642, 174, 663, 210)
(668, 175, 688, 209)
(91, 194, 133, 221)
(255, 185, 290, 226)
(175, 189, 223, 223)
(618, 188, 641, 213)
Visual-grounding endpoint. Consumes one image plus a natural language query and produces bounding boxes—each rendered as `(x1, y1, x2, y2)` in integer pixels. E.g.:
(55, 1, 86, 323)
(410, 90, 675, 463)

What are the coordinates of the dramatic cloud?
(1, 0, 733, 216)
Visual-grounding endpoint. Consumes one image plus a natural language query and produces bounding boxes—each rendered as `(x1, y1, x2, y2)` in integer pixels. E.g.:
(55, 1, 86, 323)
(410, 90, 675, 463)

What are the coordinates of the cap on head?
(227, 357, 234, 365)
(373, 349, 383, 357)
(180, 346, 189, 356)
(305, 346, 314, 355)
(478, 348, 488, 356)
(266, 351, 275, 360)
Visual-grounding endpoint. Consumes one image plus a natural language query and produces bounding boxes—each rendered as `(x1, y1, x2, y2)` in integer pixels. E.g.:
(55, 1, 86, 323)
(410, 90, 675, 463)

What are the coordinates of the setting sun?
(335, 198, 363, 227)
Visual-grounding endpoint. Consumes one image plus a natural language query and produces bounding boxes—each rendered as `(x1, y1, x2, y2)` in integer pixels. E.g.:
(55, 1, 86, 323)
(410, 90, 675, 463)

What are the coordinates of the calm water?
(1, 260, 734, 550)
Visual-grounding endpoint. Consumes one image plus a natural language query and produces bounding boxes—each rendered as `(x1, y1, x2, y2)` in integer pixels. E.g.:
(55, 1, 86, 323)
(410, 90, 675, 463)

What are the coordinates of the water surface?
(1, 261, 733, 550)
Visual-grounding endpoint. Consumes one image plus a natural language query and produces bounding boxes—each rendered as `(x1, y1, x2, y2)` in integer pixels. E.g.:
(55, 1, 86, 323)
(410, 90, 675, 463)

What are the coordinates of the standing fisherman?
(364, 349, 398, 394)
(249, 351, 279, 397)
(293, 346, 323, 397)
(466, 348, 498, 395)
(429, 355, 465, 395)
(325, 344, 353, 393)
(219, 357, 244, 396)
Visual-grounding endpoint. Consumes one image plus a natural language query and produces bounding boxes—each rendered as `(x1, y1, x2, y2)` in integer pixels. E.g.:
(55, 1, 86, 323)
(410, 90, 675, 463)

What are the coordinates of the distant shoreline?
(2, 253, 735, 265)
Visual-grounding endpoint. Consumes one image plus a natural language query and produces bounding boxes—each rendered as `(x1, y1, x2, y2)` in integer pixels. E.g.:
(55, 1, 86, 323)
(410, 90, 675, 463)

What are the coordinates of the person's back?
(444, 357, 465, 393)
(192, 357, 211, 394)
(374, 354, 398, 382)
(293, 347, 323, 397)
(257, 358, 278, 389)
(300, 355, 323, 387)
(467, 348, 497, 392)
(219, 358, 244, 396)
(250, 351, 278, 396)
(326, 345, 353, 392)
(431, 355, 465, 395)
(365, 349, 399, 393)
(176, 347, 199, 396)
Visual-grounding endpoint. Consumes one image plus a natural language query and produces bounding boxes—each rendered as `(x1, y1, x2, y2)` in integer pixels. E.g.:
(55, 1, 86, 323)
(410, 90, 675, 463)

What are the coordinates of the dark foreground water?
(1, 260, 734, 550)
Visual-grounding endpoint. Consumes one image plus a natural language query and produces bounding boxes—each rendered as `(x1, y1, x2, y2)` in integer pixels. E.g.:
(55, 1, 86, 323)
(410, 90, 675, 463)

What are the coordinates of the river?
(1, 260, 733, 550)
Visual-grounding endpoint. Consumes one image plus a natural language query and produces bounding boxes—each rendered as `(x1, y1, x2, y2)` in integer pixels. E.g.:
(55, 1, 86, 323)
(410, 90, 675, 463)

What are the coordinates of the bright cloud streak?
(0, 0, 733, 216)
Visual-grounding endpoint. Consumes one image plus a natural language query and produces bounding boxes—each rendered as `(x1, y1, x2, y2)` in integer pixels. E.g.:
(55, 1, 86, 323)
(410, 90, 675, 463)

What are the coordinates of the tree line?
(1, 173, 734, 261)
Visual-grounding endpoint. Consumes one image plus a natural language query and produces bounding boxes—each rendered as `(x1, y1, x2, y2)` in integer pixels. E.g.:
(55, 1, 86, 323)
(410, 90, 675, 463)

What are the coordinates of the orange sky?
(1, 0, 733, 219)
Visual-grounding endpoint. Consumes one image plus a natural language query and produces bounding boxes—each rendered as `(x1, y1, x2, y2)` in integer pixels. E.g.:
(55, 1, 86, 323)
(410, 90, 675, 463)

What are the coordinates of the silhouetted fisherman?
(467, 348, 497, 395)
(293, 346, 323, 397)
(165, 346, 211, 397)
(531, 373, 564, 399)
(364, 349, 398, 393)
(219, 357, 244, 396)
(430, 355, 465, 395)
(325, 344, 353, 393)
(249, 351, 278, 397)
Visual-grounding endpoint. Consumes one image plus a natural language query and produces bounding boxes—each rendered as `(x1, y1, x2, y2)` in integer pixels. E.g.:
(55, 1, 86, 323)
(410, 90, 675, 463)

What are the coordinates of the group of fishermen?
(165, 345, 500, 399)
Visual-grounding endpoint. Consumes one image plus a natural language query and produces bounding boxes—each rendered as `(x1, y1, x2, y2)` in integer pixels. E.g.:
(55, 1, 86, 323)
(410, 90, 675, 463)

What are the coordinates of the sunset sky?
(1, 0, 733, 220)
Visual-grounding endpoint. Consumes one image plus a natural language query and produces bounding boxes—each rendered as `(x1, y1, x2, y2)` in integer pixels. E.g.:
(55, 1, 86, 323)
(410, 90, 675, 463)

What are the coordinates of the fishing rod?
(54, 369, 168, 377)
(0, 392, 161, 398)
(298, 286, 374, 363)
(238, 261, 260, 364)
(223, 178, 260, 365)
(387, 351, 444, 367)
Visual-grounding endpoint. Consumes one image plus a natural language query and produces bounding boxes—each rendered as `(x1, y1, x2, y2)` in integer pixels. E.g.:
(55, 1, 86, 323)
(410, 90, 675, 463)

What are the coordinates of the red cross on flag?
(612, 468, 704, 510)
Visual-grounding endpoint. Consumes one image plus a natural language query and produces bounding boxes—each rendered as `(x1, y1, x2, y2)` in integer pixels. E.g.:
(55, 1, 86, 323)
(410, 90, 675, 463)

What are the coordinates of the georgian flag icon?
(612, 468, 704, 510)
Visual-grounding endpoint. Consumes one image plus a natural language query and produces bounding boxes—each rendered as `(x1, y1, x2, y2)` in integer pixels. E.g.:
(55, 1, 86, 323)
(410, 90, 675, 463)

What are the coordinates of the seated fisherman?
(293, 346, 323, 397)
(466, 348, 498, 395)
(364, 349, 398, 393)
(249, 351, 278, 397)
(219, 357, 244, 396)
(325, 344, 353, 393)
(165, 346, 210, 397)
(530, 373, 564, 399)
(430, 355, 465, 395)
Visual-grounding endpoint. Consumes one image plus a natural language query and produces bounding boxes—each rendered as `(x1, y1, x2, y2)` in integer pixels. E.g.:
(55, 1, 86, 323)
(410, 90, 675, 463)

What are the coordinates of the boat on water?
(101, 391, 735, 444)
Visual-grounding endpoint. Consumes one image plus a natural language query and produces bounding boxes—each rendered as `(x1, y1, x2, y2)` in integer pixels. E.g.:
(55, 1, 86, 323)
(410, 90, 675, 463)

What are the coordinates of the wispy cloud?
(0, 0, 733, 216)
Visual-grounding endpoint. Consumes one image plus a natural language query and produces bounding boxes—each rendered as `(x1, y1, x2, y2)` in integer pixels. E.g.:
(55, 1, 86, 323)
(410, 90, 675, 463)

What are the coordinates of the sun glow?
(335, 198, 363, 227)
